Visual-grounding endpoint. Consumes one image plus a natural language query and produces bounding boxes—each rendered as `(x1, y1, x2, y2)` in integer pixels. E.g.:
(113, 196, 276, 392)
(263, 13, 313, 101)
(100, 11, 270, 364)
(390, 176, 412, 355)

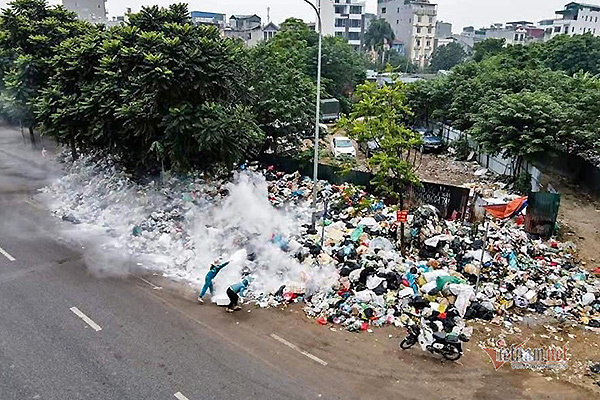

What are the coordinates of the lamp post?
(302, 0, 323, 233)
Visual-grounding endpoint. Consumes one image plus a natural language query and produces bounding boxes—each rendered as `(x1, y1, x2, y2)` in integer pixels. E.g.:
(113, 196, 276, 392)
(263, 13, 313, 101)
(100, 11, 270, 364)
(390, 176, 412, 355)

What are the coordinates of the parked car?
(414, 127, 444, 153)
(421, 135, 444, 152)
(359, 139, 381, 158)
(330, 136, 357, 158)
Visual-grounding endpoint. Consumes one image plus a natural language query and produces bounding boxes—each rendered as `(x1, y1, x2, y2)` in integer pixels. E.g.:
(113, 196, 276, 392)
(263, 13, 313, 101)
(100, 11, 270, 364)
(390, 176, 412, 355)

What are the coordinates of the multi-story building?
(435, 21, 452, 37)
(318, 0, 366, 51)
(481, 22, 545, 45)
(224, 15, 279, 47)
(62, 0, 107, 23)
(540, 2, 600, 40)
(377, 0, 438, 68)
(225, 15, 263, 46)
(190, 11, 226, 30)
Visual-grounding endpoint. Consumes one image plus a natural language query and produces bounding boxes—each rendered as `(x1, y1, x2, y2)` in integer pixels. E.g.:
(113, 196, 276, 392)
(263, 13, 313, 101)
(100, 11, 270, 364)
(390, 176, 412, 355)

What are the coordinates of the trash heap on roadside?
(42, 155, 600, 334)
(256, 169, 600, 333)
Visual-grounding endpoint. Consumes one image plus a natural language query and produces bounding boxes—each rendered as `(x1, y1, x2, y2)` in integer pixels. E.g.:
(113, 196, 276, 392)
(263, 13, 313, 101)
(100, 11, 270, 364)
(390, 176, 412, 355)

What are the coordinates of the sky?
(1, 0, 594, 33)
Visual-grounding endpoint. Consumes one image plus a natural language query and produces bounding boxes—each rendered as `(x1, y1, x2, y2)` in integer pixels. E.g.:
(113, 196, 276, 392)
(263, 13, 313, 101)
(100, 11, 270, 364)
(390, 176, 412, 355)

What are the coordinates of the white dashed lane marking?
(270, 333, 328, 366)
(70, 307, 102, 332)
(0, 245, 15, 262)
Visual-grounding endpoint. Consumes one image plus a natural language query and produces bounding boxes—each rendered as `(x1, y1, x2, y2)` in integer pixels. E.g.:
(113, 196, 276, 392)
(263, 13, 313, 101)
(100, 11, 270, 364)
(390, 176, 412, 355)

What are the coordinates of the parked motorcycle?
(400, 320, 469, 361)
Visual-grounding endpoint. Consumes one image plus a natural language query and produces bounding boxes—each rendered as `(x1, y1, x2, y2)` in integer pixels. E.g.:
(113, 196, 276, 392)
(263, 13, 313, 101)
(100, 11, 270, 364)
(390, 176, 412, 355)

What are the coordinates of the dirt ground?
(416, 151, 600, 270)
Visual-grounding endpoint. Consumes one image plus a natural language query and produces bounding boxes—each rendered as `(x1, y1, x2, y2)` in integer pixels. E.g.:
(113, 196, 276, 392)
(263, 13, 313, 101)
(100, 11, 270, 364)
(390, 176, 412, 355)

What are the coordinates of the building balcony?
(414, 8, 437, 17)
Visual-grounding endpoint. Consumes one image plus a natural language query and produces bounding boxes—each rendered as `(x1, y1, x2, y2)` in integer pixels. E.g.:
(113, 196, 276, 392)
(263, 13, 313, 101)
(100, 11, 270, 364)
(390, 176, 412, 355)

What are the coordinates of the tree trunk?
(70, 139, 78, 161)
(28, 126, 36, 147)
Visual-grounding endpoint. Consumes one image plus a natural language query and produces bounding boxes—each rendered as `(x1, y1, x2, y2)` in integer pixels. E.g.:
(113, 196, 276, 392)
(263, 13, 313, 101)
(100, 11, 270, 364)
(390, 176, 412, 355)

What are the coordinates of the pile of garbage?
(41, 154, 600, 335)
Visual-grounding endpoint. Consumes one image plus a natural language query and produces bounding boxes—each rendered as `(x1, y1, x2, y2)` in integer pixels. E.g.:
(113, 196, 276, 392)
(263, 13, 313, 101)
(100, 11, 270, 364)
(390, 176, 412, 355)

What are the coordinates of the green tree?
(339, 80, 422, 201)
(268, 18, 366, 112)
(0, 0, 85, 144)
(35, 3, 263, 171)
(472, 38, 505, 62)
(363, 18, 394, 67)
(538, 33, 600, 75)
(470, 90, 566, 173)
(429, 42, 467, 72)
(248, 40, 316, 154)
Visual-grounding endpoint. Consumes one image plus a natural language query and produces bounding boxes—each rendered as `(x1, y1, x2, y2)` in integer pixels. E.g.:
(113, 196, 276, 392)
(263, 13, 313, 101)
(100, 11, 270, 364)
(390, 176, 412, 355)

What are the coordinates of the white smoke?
(40, 155, 338, 300)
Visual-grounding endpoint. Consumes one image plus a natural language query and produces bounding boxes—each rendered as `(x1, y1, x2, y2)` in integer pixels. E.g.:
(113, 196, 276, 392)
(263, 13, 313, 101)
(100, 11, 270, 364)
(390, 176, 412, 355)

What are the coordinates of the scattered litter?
(41, 153, 600, 338)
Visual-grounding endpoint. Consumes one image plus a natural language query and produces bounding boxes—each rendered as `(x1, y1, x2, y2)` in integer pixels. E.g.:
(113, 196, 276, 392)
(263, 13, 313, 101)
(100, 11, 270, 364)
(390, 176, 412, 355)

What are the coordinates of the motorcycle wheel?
(400, 336, 417, 350)
(441, 344, 462, 361)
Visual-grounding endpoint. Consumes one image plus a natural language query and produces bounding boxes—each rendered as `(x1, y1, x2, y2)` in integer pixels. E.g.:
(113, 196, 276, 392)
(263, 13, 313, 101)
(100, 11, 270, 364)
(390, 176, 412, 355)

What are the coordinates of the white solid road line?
(0, 245, 16, 262)
(270, 333, 328, 366)
(70, 307, 102, 332)
(174, 392, 190, 400)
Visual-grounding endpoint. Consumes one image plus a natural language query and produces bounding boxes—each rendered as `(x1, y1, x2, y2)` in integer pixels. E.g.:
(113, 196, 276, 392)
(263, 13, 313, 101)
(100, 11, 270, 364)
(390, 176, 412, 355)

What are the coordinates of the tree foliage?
(0, 2, 367, 172)
(406, 33, 600, 166)
(363, 18, 395, 51)
(0, 0, 85, 138)
(429, 42, 467, 72)
(35, 3, 263, 170)
(270, 18, 366, 111)
(339, 80, 422, 200)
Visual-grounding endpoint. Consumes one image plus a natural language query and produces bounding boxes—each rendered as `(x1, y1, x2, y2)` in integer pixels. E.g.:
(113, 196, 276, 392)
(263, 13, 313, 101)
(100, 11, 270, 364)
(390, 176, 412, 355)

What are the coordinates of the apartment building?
(377, 0, 438, 68)
(318, 0, 367, 50)
(190, 11, 226, 30)
(541, 2, 600, 40)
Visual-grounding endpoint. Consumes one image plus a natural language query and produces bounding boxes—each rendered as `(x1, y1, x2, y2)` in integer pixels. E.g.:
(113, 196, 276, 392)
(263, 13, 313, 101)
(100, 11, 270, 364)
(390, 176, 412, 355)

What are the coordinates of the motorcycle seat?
(433, 332, 446, 341)
(446, 335, 460, 343)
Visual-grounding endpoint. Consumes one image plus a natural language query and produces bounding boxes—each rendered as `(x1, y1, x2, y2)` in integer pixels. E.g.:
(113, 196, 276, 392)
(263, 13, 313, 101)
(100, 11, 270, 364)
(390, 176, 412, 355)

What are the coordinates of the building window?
(349, 19, 361, 28)
(335, 18, 346, 27)
(514, 33, 519, 40)
(246, 33, 252, 40)
(596, 17, 598, 23)
(348, 32, 360, 40)
(349, 6, 361, 14)
(335, 32, 343, 37)
(416, 39, 421, 47)
(397, 20, 399, 25)
(554, 26, 561, 33)
(417, 15, 422, 23)
(428, 27, 433, 34)
(264, 32, 268, 40)
(426, 40, 431, 47)
(334, 5, 345, 14)
(381, 7, 386, 14)
(417, 27, 421, 33)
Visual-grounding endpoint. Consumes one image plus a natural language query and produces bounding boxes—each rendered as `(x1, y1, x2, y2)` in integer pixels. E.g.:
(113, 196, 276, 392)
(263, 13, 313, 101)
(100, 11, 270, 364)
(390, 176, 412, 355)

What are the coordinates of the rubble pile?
(41, 154, 600, 334)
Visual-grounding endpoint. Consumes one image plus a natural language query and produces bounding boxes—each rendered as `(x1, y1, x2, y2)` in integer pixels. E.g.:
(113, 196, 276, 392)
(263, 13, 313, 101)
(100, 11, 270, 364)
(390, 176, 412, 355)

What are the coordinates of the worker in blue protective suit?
(226, 278, 250, 312)
(198, 257, 230, 303)
(405, 266, 420, 295)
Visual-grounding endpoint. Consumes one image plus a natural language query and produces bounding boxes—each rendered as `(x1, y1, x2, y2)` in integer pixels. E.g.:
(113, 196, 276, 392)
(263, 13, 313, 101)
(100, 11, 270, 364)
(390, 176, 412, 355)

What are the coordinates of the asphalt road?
(0, 128, 321, 400)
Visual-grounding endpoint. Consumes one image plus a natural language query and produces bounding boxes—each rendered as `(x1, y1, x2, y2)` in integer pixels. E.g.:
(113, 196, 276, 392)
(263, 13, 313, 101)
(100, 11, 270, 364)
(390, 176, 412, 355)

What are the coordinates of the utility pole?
(303, 0, 323, 234)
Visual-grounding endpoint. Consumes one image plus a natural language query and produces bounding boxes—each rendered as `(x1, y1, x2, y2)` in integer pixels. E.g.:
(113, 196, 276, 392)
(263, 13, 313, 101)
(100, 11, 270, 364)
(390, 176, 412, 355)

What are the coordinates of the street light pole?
(303, 0, 323, 233)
